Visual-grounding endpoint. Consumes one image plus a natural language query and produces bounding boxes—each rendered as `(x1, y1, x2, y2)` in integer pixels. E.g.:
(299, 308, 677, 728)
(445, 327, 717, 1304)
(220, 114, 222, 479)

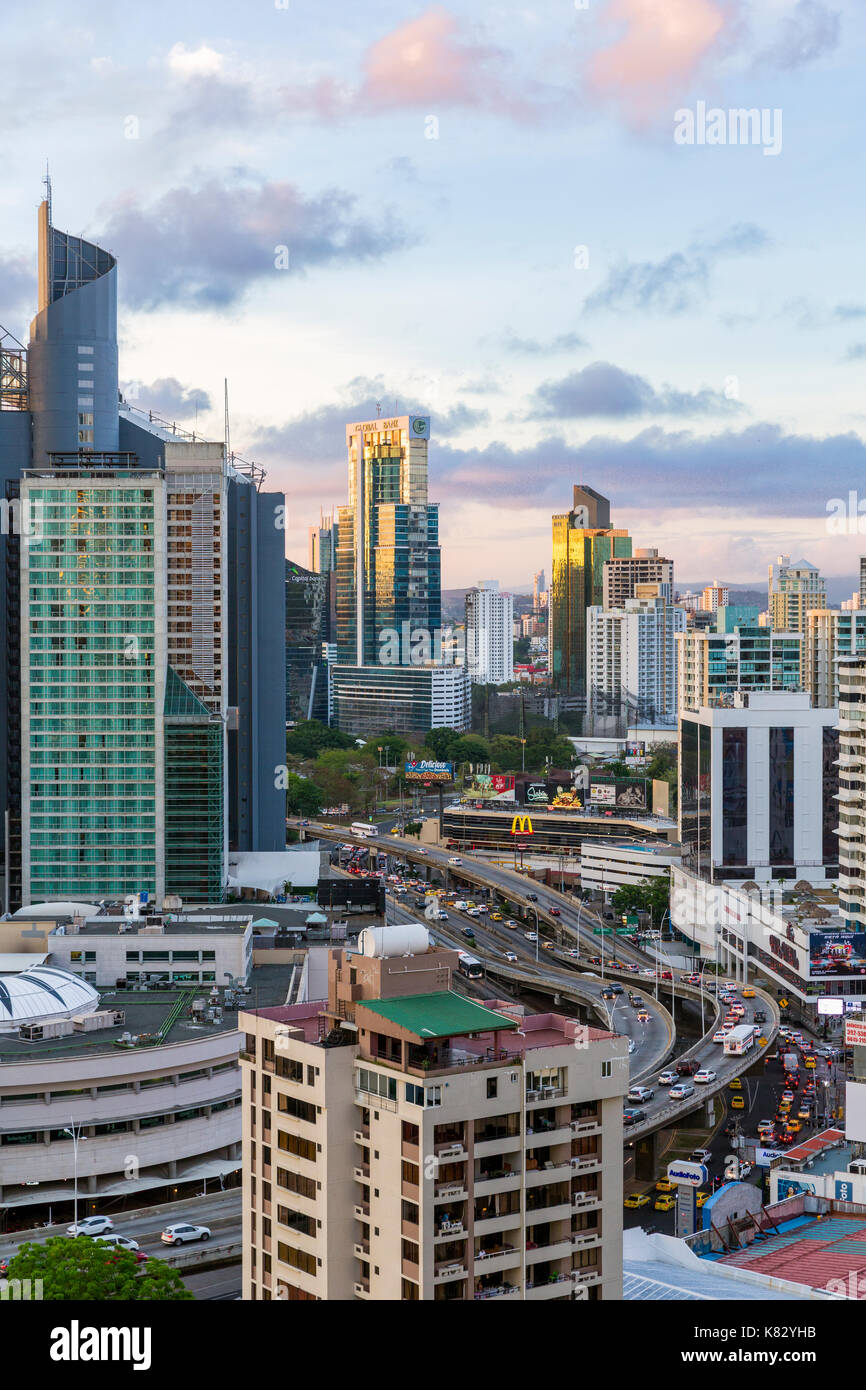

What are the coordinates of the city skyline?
(3, 1, 866, 587)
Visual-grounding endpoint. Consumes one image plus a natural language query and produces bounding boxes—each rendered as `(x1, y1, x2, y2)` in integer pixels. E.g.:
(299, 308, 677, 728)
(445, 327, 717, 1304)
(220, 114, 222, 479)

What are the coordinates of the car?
(606, 983, 625, 995)
(636, 1011, 651, 1023)
(629, 994, 643, 1007)
(730, 1005, 746, 1018)
(656, 1178, 675, 1193)
(676, 1060, 698, 1076)
(660, 971, 673, 981)
(436, 911, 449, 921)
(658, 1070, 677, 1086)
(797, 1107, 812, 1122)
(628, 1085, 655, 1103)
(624, 1192, 652, 1209)
(448, 856, 462, 865)
(639, 968, 656, 978)
(462, 929, 476, 941)
(784, 1119, 802, 1134)
(524, 932, 538, 942)
(161, 1223, 211, 1245)
(696, 1191, 710, 1207)
(730, 1095, 745, 1109)
(627, 1039, 636, 1055)
(67, 1215, 114, 1237)
(96, 1234, 148, 1263)
(742, 987, 756, 998)
(504, 950, 518, 963)
(541, 941, 555, 951)
(527, 893, 538, 901)
(505, 919, 518, 929)
(713, 1030, 730, 1043)
(413, 898, 427, 909)
(681, 973, 701, 984)
(694, 1069, 717, 1084)
(728, 1078, 742, 1090)
(623, 1109, 647, 1127)
(490, 912, 503, 922)
(549, 908, 561, 917)
(757, 1119, 775, 1134)
(739, 1161, 753, 1179)
(416, 849, 427, 856)
(654, 1195, 676, 1211)
(754, 1010, 767, 1023)
(670, 1083, 696, 1099)
(782, 1090, 794, 1103)
(690, 1148, 712, 1165)
(804, 1055, 817, 1069)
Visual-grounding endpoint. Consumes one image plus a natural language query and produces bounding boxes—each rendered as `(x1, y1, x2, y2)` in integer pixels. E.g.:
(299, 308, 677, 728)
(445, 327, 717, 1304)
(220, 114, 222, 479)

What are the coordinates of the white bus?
(351, 822, 378, 839)
(723, 1023, 756, 1057)
(457, 952, 483, 980)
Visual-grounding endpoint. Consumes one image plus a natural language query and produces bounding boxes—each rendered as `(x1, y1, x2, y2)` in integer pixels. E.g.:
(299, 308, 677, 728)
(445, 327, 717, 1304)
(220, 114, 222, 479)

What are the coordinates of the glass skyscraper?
(548, 486, 631, 696)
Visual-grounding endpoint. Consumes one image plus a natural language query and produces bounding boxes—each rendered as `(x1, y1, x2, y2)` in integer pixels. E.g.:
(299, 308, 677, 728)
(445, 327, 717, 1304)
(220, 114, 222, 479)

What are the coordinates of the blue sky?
(2, 0, 866, 592)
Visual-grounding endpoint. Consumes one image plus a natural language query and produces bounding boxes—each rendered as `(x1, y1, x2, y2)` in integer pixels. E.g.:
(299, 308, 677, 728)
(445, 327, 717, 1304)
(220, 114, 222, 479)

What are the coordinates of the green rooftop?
(358, 991, 518, 1041)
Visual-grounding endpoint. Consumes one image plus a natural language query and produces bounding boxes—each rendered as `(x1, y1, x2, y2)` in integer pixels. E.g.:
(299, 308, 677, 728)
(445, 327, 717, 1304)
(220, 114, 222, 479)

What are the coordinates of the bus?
(350, 822, 378, 840)
(723, 1023, 756, 1056)
(457, 952, 483, 980)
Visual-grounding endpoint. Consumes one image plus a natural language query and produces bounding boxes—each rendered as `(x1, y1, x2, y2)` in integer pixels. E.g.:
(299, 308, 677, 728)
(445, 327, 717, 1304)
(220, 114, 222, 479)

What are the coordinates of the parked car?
(160, 1223, 211, 1245)
(67, 1216, 114, 1237)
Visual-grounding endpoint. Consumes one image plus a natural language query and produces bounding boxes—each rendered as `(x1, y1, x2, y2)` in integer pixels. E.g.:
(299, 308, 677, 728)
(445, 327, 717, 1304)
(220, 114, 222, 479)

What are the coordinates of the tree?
(453, 734, 491, 766)
(285, 773, 322, 817)
(611, 876, 670, 928)
(425, 727, 461, 762)
(286, 720, 355, 758)
(4, 1236, 192, 1300)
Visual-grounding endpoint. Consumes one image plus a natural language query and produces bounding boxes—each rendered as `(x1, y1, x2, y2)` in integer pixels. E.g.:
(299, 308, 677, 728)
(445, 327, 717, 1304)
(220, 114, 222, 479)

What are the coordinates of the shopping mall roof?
(357, 991, 518, 1041)
(0, 965, 99, 1032)
(717, 1213, 866, 1294)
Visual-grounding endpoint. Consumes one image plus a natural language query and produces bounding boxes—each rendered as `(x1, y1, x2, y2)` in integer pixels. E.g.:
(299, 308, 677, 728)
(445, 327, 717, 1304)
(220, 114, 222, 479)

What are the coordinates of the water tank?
(358, 924, 431, 958)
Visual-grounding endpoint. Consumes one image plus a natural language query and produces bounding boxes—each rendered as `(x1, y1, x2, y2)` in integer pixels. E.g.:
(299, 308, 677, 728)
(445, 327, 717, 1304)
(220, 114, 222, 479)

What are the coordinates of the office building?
(769, 556, 827, 681)
(699, 581, 729, 613)
(240, 924, 626, 1301)
(602, 548, 673, 611)
(285, 561, 330, 724)
(533, 569, 546, 612)
(677, 620, 802, 714)
(5, 190, 286, 906)
(586, 592, 685, 734)
(330, 664, 469, 737)
(837, 656, 866, 930)
(308, 512, 338, 576)
(678, 692, 838, 887)
(465, 581, 514, 686)
(805, 608, 866, 708)
(549, 486, 631, 696)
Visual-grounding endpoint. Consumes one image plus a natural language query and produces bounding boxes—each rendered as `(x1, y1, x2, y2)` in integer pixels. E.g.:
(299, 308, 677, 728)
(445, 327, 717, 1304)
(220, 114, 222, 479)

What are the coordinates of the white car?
(639, 968, 656, 978)
(694, 1069, 717, 1084)
(67, 1215, 114, 1237)
(524, 932, 538, 941)
(504, 950, 518, 962)
(627, 1039, 636, 1055)
(505, 919, 518, 929)
(658, 1069, 677, 1086)
(96, 1234, 140, 1252)
(713, 1029, 730, 1043)
(448, 856, 462, 865)
(669, 1083, 695, 1100)
(160, 1223, 211, 1245)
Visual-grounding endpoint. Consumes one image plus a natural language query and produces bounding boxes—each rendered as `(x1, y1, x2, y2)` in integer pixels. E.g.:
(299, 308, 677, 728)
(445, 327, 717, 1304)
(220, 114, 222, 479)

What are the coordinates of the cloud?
(587, 0, 729, 125)
(527, 360, 742, 419)
(166, 42, 226, 79)
(0, 253, 35, 323)
(122, 377, 212, 418)
(585, 223, 770, 315)
(502, 331, 589, 355)
(99, 177, 417, 310)
(845, 344, 866, 362)
(430, 421, 866, 513)
(754, 0, 841, 72)
(280, 5, 554, 124)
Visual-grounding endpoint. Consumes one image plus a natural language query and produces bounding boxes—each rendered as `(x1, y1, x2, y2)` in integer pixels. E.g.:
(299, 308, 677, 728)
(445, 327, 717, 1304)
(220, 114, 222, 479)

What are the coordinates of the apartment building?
(677, 621, 802, 713)
(602, 548, 673, 611)
(240, 925, 627, 1301)
(805, 607, 866, 708)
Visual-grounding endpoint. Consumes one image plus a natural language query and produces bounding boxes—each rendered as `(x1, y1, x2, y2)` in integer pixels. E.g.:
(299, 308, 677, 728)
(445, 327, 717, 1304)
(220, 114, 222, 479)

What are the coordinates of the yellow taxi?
(624, 1193, 652, 1210)
(541, 941, 555, 951)
(696, 1191, 710, 1207)
(742, 987, 756, 998)
(656, 1178, 675, 1193)
(731, 1095, 745, 1109)
(490, 912, 503, 922)
(728, 1078, 742, 1091)
(654, 1194, 676, 1212)
(804, 1056, 817, 1069)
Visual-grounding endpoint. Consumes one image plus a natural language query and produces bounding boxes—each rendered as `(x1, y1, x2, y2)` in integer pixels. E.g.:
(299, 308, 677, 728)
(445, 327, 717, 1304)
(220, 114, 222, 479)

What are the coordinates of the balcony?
(435, 1219, 465, 1240)
(570, 1154, 601, 1175)
(435, 1141, 468, 1162)
(474, 1210, 520, 1237)
(525, 1162, 573, 1187)
(353, 1240, 370, 1258)
(525, 1238, 572, 1263)
(435, 1181, 468, 1202)
(526, 1087, 566, 1106)
(353, 1129, 369, 1145)
(474, 1171, 521, 1198)
(401, 1218, 419, 1241)
(474, 1134, 521, 1160)
(525, 1274, 573, 1300)
(353, 1280, 370, 1298)
(526, 1201, 571, 1226)
(354, 1203, 370, 1220)
(572, 1268, 602, 1288)
(473, 1284, 520, 1301)
(354, 1165, 370, 1182)
(473, 1246, 521, 1276)
(571, 1231, 602, 1251)
(401, 1140, 420, 1163)
(525, 1126, 572, 1148)
(434, 1261, 467, 1283)
(570, 1118, 601, 1137)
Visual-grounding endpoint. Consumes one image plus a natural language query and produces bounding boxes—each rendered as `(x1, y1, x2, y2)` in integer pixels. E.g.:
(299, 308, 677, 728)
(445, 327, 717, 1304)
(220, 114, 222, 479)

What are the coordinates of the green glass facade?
(549, 520, 632, 694)
(164, 668, 224, 901)
(21, 474, 165, 901)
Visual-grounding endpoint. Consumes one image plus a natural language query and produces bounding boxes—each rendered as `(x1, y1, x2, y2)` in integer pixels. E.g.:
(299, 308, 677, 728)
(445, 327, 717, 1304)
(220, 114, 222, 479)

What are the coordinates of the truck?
(723, 1023, 756, 1057)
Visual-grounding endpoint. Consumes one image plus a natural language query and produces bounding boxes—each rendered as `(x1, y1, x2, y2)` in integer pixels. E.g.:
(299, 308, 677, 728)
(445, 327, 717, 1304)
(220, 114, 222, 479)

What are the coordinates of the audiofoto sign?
(404, 759, 453, 784)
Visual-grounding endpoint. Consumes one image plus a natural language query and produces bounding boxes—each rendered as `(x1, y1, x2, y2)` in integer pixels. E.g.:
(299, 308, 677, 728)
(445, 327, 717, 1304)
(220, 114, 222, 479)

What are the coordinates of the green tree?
(453, 734, 491, 766)
(490, 735, 524, 773)
(4, 1236, 192, 1300)
(286, 720, 355, 758)
(285, 773, 322, 817)
(611, 876, 670, 928)
(425, 727, 461, 762)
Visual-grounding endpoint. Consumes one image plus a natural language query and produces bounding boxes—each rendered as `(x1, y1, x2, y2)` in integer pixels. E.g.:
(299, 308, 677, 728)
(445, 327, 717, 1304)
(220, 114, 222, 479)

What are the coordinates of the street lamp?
(520, 738, 526, 773)
(63, 1119, 85, 1234)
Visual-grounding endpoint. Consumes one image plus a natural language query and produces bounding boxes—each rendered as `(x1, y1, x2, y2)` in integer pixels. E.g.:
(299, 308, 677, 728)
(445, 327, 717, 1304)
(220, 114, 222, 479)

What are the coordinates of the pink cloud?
(589, 0, 729, 125)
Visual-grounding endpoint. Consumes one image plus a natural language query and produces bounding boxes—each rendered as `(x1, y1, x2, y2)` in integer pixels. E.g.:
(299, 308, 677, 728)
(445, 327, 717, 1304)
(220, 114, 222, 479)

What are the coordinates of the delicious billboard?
(809, 930, 866, 978)
(404, 759, 453, 784)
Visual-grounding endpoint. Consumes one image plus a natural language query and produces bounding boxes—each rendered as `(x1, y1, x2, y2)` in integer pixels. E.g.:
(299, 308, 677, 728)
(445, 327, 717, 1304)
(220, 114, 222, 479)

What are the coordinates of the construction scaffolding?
(0, 324, 28, 411)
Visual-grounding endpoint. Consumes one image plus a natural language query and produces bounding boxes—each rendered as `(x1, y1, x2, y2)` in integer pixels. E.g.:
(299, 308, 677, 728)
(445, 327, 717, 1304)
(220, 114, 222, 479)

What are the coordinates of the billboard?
(667, 1160, 707, 1187)
(404, 759, 453, 784)
(809, 930, 866, 978)
(818, 998, 845, 1016)
(846, 1019, 866, 1047)
(466, 773, 515, 801)
(590, 778, 648, 811)
(846, 1081, 866, 1143)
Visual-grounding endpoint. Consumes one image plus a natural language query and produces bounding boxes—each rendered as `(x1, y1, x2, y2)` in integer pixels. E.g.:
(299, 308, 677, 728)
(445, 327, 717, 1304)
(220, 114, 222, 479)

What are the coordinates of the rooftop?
(717, 1211, 866, 1295)
(357, 991, 518, 1041)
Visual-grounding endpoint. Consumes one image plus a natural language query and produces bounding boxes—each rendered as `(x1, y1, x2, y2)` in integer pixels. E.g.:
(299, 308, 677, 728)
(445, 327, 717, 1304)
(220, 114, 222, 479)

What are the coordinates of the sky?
(2, 0, 866, 592)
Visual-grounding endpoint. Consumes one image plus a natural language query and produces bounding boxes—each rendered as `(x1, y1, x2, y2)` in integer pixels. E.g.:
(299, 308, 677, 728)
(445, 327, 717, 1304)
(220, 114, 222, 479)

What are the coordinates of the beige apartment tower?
(240, 928, 627, 1301)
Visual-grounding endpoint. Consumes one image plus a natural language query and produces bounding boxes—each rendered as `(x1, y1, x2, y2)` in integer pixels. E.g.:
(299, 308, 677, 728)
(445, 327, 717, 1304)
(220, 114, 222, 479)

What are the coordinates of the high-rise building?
(330, 414, 468, 734)
(465, 580, 514, 685)
(533, 569, 546, 611)
(285, 560, 330, 724)
(549, 486, 631, 696)
(308, 512, 337, 575)
(240, 925, 626, 1301)
(860, 557, 866, 610)
(603, 549, 673, 611)
(805, 608, 866, 709)
(677, 620, 802, 713)
(678, 692, 838, 887)
(699, 581, 728, 613)
(4, 191, 286, 906)
(586, 591, 685, 734)
(768, 556, 827, 682)
(837, 656, 866, 929)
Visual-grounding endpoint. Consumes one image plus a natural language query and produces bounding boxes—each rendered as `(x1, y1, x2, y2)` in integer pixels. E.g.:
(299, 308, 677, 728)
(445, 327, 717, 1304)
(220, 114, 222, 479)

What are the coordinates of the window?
(277, 1206, 315, 1238)
(277, 1243, 316, 1276)
(276, 1057, 303, 1083)
(401, 1160, 419, 1187)
(425, 1086, 442, 1108)
(357, 1068, 397, 1102)
(277, 1131, 316, 1163)
(277, 1093, 317, 1125)
(405, 1083, 424, 1106)
(487, 1077, 498, 1100)
(601, 1061, 612, 1078)
(277, 1168, 316, 1201)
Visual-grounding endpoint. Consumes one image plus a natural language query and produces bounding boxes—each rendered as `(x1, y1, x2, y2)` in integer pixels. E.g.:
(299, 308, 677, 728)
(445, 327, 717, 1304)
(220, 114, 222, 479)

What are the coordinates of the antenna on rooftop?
(376, 401, 381, 417)
(43, 163, 52, 223)
(224, 378, 231, 465)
